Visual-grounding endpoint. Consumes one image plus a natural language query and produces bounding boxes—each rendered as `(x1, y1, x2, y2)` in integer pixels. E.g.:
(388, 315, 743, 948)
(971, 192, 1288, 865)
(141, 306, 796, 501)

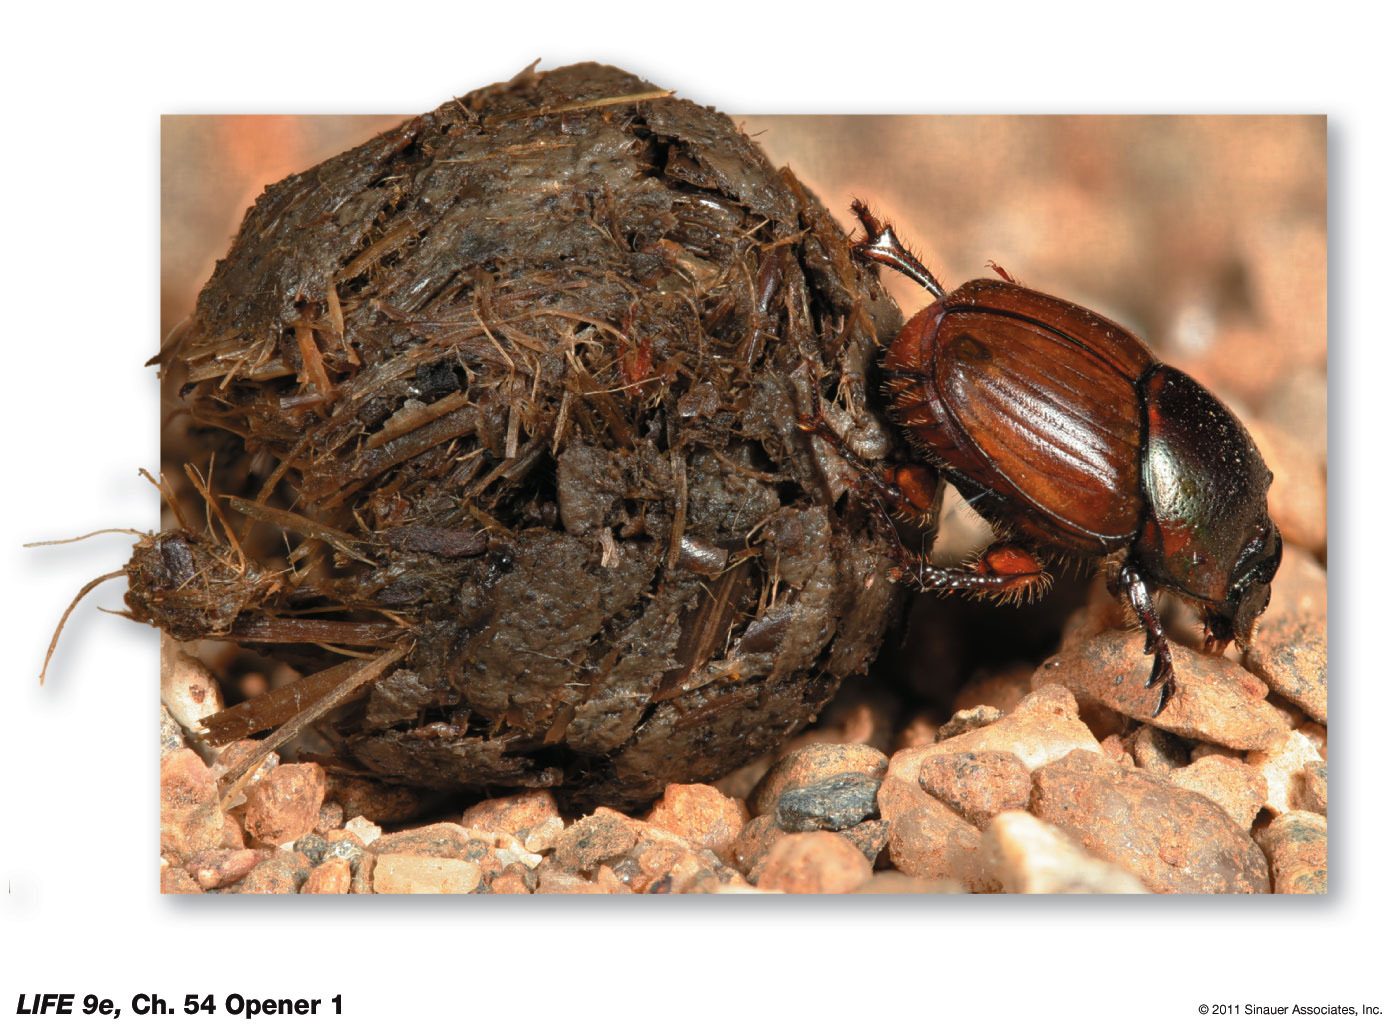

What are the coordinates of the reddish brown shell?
(884, 279, 1156, 552)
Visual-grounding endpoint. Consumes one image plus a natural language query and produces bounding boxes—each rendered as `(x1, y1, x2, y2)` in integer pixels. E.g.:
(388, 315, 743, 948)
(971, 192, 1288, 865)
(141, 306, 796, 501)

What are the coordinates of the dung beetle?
(803, 201, 1282, 716)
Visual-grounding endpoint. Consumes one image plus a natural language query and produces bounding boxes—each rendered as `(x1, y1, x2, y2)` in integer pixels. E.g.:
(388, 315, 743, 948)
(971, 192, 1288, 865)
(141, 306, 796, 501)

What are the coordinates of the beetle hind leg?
(849, 199, 947, 299)
(898, 541, 1050, 604)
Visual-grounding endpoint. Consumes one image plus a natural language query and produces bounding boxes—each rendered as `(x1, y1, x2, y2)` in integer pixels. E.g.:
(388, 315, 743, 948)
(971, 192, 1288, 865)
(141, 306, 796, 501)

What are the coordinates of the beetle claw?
(1147, 649, 1176, 716)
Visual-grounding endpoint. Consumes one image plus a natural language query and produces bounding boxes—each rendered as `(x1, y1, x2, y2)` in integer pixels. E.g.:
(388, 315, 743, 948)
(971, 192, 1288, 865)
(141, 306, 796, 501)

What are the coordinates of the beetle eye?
(1229, 523, 1283, 603)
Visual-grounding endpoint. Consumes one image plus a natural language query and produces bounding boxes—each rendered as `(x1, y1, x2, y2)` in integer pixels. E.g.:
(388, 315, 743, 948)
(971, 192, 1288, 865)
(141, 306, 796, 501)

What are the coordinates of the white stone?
(343, 815, 382, 846)
(372, 854, 483, 894)
(1245, 730, 1325, 815)
(160, 637, 224, 757)
(981, 811, 1149, 894)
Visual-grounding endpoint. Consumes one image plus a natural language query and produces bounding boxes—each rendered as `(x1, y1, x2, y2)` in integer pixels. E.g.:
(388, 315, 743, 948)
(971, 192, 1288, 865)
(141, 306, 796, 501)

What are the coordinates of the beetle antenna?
(986, 260, 1017, 284)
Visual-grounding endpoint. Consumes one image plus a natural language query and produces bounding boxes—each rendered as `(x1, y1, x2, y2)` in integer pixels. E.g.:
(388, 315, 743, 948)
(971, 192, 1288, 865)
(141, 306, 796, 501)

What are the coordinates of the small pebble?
(218, 812, 245, 850)
(754, 832, 872, 894)
(1168, 756, 1268, 831)
(889, 685, 1100, 787)
(1257, 810, 1327, 894)
(159, 705, 186, 756)
(341, 815, 382, 847)
(302, 857, 352, 894)
(936, 705, 1005, 741)
(733, 814, 785, 880)
(1035, 631, 1289, 751)
(774, 772, 881, 832)
(521, 815, 566, 855)
(635, 843, 734, 894)
(632, 840, 702, 893)
(918, 750, 1032, 829)
(645, 783, 748, 861)
(462, 790, 561, 844)
(1298, 720, 1327, 759)
(160, 639, 224, 740)
(1129, 724, 1191, 776)
(839, 819, 890, 864)
(980, 811, 1149, 894)
(1030, 750, 1269, 893)
(877, 779, 986, 890)
(185, 848, 264, 891)
(325, 772, 434, 825)
(1099, 734, 1135, 768)
(594, 864, 633, 894)
(551, 809, 639, 873)
(1191, 740, 1239, 762)
(293, 833, 330, 865)
(490, 867, 535, 894)
(749, 743, 888, 817)
(159, 749, 226, 860)
(243, 764, 326, 847)
(1245, 730, 1326, 815)
(235, 850, 311, 894)
(1245, 615, 1327, 723)
(349, 853, 376, 894)
(1300, 762, 1327, 815)
(373, 854, 484, 894)
(472, 830, 543, 873)
(369, 823, 490, 862)
(315, 800, 345, 834)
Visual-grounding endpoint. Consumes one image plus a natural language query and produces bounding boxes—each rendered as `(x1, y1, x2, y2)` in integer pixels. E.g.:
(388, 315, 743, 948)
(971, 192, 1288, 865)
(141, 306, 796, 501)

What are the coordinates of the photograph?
(2, 5, 1388, 1021)
(155, 78, 1326, 899)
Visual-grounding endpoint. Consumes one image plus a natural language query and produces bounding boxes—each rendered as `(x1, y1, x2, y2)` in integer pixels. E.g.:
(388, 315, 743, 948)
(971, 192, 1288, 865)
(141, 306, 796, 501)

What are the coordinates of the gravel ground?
(161, 536, 1326, 894)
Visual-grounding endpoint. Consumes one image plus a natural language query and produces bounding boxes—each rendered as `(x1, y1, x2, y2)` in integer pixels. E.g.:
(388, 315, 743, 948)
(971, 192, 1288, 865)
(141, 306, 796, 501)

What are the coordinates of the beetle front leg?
(799, 412, 943, 525)
(849, 199, 947, 300)
(797, 358, 943, 526)
(1118, 563, 1175, 716)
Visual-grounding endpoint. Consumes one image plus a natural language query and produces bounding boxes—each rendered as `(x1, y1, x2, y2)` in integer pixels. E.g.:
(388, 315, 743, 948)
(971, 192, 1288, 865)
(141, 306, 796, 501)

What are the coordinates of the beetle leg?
(850, 199, 947, 300)
(1119, 563, 1176, 716)
(896, 541, 1047, 602)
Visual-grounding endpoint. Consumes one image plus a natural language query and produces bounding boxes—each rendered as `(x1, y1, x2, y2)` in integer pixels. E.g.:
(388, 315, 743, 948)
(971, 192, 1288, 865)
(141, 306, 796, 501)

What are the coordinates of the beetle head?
(1135, 364, 1283, 652)
(1202, 518, 1282, 651)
